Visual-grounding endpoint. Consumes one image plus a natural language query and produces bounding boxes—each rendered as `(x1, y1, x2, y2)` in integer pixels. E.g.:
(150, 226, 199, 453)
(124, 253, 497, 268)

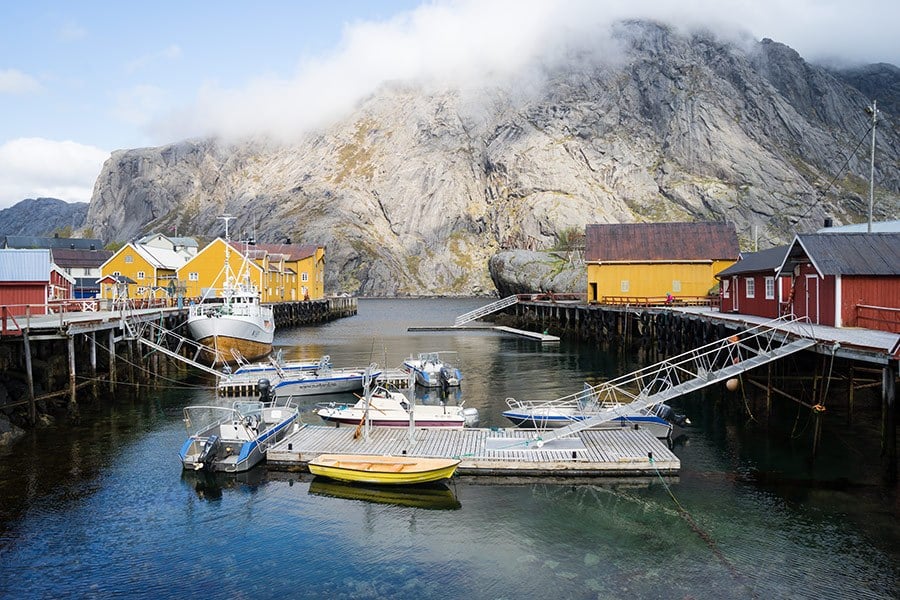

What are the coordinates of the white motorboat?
(271, 363, 383, 397)
(227, 350, 331, 376)
(316, 385, 479, 428)
(179, 381, 298, 472)
(403, 351, 463, 388)
(502, 384, 690, 440)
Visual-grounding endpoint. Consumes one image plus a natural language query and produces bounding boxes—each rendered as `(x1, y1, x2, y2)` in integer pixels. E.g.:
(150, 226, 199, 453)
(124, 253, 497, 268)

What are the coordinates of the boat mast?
(218, 214, 235, 298)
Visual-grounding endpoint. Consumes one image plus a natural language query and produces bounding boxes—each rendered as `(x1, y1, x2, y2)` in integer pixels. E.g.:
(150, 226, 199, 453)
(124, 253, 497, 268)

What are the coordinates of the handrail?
(454, 295, 519, 326)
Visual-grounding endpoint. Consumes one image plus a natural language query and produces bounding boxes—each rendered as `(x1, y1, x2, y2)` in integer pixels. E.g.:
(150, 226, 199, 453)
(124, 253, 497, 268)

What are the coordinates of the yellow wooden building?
(98, 243, 187, 301)
(585, 222, 739, 303)
(251, 243, 326, 301)
(177, 239, 266, 301)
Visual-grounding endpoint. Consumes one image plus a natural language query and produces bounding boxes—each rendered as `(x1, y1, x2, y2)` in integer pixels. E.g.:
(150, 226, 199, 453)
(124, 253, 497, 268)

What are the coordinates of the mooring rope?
(649, 455, 758, 598)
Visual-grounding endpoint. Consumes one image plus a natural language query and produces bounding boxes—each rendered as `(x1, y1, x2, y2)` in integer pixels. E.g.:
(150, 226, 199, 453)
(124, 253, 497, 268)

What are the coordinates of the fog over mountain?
(81, 19, 899, 295)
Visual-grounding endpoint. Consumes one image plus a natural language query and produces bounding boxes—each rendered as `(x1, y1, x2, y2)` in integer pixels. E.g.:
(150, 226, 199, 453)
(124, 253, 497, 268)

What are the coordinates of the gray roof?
(817, 220, 900, 234)
(778, 233, 900, 277)
(2, 236, 103, 250)
(716, 246, 789, 277)
(0, 249, 51, 281)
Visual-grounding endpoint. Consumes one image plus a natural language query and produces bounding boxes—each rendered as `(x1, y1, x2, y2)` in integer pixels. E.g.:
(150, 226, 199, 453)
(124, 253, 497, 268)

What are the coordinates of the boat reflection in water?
(308, 478, 461, 510)
(180, 466, 266, 501)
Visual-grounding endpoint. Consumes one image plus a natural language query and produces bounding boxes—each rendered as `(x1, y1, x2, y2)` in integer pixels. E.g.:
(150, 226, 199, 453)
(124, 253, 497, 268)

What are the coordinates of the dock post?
(90, 332, 98, 400)
(67, 334, 78, 412)
(848, 366, 855, 425)
(108, 329, 117, 393)
(23, 330, 35, 424)
(882, 361, 897, 483)
(811, 406, 822, 460)
(765, 363, 773, 423)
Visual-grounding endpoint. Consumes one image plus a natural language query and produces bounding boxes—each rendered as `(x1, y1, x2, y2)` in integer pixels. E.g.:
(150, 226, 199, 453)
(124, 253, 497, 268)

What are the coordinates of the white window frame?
(765, 276, 775, 300)
(672, 280, 682, 293)
(301, 272, 309, 282)
(189, 272, 199, 281)
(136, 271, 145, 280)
(125, 255, 133, 263)
(745, 277, 755, 299)
(620, 280, 630, 293)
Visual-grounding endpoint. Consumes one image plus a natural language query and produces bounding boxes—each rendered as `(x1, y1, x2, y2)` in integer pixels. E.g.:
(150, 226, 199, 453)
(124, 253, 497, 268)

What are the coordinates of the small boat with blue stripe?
(503, 383, 690, 440)
(179, 380, 299, 472)
(271, 363, 382, 397)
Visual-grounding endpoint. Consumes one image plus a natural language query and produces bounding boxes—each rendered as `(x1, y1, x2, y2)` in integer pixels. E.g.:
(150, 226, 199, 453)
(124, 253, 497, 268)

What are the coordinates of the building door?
(805, 275, 819, 324)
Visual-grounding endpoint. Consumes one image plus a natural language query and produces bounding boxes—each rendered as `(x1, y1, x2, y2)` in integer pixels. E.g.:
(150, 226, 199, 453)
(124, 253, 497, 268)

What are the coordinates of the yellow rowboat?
(307, 454, 460, 485)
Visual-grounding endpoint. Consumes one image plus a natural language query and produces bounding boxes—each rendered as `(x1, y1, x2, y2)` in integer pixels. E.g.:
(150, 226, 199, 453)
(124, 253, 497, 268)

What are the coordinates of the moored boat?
(307, 454, 461, 485)
(316, 385, 479, 427)
(403, 351, 463, 388)
(179, 381, 298, 472)
(271, 364, 382, 397)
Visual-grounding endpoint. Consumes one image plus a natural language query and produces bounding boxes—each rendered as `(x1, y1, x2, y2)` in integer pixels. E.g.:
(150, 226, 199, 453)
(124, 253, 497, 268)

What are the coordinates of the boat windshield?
(182, 405, 241, 434)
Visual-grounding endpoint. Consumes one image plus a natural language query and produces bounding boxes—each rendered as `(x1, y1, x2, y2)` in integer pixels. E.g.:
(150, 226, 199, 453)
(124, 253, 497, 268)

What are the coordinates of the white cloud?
(58, 20, 87, 42)
(148, 0, 899, 144)
(0, 69, 41, 94)
(113, 84, 168, 128)
(0, 138, 109, 209)
(125, 44, 183, 74)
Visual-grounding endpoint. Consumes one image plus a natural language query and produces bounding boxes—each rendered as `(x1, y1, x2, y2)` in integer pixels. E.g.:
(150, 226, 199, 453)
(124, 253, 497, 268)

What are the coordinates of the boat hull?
(273, 371, 377, 397)
(308, 454, 460, 485)
(502, 411, 673, 439)
(317, 411, 466, 428)
(187, 314, 275, 363)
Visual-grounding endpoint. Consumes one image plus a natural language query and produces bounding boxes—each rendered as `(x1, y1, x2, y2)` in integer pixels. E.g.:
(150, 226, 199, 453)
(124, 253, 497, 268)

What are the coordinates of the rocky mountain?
(84, 21, 900, 296)
(0, 198, 89, 237)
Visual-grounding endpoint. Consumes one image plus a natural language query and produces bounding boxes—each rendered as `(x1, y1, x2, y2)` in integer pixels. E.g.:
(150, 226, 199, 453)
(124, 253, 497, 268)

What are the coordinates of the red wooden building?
(776, 233, 900, 332)
(716, 246, 791, 318)
(0, 249, 74, 316)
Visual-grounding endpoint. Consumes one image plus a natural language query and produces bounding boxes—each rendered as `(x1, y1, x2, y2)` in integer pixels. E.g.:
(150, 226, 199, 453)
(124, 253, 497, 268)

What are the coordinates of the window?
(125, 255, 133, 263)
(137, 286, 146, 295)
(137, 271, 145, 280)
(745, 278, 755, 298)
(620, 280, 630, 293)
(301, 272, 309, 282)
(765, 277, 775, 300)
(672, 280, 682, 293)
(189, 272, 199, 281)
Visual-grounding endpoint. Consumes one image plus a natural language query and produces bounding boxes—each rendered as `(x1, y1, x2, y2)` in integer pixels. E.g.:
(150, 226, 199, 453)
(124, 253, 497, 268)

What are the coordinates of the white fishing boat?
(403, 351, 463, 388)
(502, 384, 690, 440)
(271, 363, 383, 397)
(187, 215, 275, 364)
(179, 381, 299, 473)
(316, 385, 479, 428)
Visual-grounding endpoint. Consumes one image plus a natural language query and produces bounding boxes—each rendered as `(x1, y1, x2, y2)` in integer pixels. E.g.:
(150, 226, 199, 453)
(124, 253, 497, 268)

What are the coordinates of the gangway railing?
(455, 295, 519, 327)
(121, 316, 225, 378)
(518, 315, 817, 446)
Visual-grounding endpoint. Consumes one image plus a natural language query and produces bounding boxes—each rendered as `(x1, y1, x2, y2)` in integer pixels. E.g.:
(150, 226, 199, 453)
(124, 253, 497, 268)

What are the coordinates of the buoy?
(726, 378, 739, 392)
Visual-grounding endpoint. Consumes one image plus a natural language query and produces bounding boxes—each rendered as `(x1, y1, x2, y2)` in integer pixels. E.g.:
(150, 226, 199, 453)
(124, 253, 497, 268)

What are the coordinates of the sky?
(1, 0, 898, 210)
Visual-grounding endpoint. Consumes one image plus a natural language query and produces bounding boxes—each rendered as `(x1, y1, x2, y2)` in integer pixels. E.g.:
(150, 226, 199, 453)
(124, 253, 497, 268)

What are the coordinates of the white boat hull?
(187, 312, 275, 363)
(273, 369, 381, 397)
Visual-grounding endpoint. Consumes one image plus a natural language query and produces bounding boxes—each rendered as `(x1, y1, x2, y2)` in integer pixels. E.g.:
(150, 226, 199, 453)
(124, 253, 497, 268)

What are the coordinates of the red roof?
(585, 222, 739, 262)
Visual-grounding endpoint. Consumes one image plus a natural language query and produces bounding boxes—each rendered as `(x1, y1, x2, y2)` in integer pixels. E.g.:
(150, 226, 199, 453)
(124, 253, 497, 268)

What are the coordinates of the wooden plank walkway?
(407, 324, 560, 343)
(267, 424, 679, 476)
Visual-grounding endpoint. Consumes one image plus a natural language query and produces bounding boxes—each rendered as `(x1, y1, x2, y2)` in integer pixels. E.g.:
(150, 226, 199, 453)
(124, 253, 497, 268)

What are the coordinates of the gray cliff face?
(0, 198, 89, 237)
(85, 22, 900, 296)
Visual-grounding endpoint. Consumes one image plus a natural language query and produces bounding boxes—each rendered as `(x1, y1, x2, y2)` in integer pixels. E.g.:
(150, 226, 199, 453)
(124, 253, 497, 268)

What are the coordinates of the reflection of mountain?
(308, 478, 461, 510)
(181, 466, 266, 501)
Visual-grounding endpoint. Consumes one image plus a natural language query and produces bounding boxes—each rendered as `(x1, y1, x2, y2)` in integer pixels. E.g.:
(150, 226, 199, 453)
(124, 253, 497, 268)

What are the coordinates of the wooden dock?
(267, 424, 679, 476)
(407, 324, 560, 343)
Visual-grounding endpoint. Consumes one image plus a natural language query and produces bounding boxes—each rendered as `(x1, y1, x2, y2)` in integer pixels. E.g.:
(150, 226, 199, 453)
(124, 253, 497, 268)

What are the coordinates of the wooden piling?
(23, 330, 35, 425)
(67, 335, 77, 411)
(882, 361, 897, 482)
(108, 329, 117, 393)
(90, 332, 98, 400)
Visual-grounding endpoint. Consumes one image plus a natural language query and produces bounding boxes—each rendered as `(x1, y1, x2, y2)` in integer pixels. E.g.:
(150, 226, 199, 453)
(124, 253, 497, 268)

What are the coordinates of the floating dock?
(267, 424, 679, 476)
(407, 325, 560, 343)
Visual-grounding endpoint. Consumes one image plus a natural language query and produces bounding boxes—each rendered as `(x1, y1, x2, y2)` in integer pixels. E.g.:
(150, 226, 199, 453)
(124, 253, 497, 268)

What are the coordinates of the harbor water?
(0, 298, 897, 599)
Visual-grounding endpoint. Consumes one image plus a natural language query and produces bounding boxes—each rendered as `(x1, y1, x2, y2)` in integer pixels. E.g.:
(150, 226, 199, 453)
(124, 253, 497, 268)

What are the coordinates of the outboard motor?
(461, 407, 479, 427)
(196, 434, 220, 470)
(656, 404, 691, 427)
(257, 378, 272, 402)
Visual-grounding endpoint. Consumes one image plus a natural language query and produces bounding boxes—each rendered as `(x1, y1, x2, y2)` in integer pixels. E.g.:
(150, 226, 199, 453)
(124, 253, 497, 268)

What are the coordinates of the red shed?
(0, 249, 74, 316)
(716, 246, 792, 318)
(776, 233, 900, 331)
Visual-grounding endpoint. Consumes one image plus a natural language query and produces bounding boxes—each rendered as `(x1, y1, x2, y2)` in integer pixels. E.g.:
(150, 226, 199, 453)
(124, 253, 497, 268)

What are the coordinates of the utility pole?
(867, 100, 877, 233)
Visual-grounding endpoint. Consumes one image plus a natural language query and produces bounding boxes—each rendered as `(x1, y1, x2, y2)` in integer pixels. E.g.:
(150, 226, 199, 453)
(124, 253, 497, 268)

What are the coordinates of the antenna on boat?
(218, 214, 235, 241)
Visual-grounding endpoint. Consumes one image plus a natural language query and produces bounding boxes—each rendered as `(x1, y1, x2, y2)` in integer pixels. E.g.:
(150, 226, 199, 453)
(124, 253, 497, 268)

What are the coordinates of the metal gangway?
(455, 295, 519, 327)
(529, 315, 818, 447)
(121, 316, 226, 378)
